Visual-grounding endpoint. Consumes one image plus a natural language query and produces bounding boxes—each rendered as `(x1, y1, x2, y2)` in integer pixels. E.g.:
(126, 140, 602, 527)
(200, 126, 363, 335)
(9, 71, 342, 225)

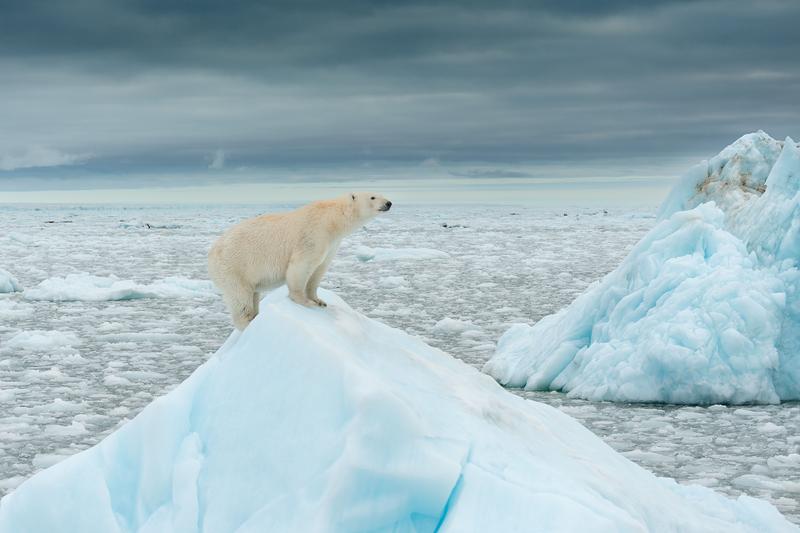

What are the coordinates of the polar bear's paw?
(289, 292, 326, 308)
(233, 308, 258, 331)
(310, 297, 328, 307)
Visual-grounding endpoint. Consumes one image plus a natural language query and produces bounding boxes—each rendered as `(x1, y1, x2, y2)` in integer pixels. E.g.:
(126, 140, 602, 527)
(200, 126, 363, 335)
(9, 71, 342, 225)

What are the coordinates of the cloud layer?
(0, 0, 798, 190)
(0, 147, 90, 172)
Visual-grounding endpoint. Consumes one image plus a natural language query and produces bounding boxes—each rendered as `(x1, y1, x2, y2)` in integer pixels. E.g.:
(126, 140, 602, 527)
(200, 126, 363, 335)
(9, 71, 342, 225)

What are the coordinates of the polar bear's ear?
(351, 193, 356, 201)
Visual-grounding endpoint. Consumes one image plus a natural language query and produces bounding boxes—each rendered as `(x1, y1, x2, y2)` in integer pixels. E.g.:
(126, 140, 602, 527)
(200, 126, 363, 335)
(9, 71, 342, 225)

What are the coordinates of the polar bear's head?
(350, 192, 392, 219)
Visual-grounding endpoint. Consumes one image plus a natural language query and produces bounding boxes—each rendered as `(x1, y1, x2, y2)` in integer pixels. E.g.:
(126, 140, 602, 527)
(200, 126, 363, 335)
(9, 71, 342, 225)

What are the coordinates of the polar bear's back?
(207, 198, 352, 289)
(208, 211, 296, 287)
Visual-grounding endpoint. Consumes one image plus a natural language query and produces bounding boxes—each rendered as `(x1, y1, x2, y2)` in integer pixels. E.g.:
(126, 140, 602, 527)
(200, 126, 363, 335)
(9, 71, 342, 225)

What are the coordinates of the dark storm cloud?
(0, 0, 798, 188)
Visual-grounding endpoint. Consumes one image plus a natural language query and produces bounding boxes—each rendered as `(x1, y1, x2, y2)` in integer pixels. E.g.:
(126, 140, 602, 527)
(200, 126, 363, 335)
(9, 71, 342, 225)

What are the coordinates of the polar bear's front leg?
(305, 257, 333, 307)
(286, 257, 320, 307)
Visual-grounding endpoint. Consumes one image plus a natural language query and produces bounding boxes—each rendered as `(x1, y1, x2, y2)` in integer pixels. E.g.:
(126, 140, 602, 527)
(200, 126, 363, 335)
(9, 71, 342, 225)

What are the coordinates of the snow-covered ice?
(485, 132, 800, 405)
(24, 273, 215, 301)
(0, 288, 795, 532)
(0, 202, 798, 524)
(0, 269, 20, 294)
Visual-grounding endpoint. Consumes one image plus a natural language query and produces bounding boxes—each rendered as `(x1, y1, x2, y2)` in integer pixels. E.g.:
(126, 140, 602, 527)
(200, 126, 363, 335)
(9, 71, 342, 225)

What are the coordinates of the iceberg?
(0, 268, 21, 293)
(484, 132, 800, 404)
(0, 288, 795, 532)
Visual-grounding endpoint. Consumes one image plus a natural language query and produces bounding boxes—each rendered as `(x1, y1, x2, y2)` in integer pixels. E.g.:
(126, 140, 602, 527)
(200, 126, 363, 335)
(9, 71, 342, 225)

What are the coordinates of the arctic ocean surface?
(0, 202, 798, 524)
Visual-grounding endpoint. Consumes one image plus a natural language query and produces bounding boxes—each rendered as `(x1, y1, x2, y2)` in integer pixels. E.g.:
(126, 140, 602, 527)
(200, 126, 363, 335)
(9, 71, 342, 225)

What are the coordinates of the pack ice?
(0, 289, 795, 532)
(485, 131, 800, 404)
(0, 268, 21, 293)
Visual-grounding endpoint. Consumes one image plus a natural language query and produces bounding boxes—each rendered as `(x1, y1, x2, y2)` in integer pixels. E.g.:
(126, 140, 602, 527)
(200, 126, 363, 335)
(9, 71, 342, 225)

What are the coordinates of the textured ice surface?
(0, 270, 20, 294)
(0, 203, 797, 523)
(1, 289, 795, 533)
(485, 132, 800, 404)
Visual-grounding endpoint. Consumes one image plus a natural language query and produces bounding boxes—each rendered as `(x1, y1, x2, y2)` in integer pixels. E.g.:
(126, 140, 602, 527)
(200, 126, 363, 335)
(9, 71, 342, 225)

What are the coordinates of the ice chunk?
(432, 317, 475, 333)
(31, 454, 69, 469)
(353, 245, 450, 262)
(0, 269, 21, 293)
(658, 131, 784, 218)
(377, 275, 406, 287)
(6, 233, 35, 246)
(43, 421, 88, 437)
(0, 289, 794, 532)
(485, 132, 800, 404)
(3, 330, 80, 352)
(23, 273, 216, 301)
(0, 299, 33, 319)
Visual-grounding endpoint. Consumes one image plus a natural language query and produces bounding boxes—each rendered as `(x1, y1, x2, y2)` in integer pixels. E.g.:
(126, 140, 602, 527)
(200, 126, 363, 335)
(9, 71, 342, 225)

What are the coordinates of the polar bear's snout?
(379, 200, 392, 212)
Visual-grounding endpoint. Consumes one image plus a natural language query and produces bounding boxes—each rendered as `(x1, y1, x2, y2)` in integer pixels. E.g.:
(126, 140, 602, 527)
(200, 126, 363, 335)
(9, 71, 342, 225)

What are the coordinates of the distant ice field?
(0, 203, 797, 523)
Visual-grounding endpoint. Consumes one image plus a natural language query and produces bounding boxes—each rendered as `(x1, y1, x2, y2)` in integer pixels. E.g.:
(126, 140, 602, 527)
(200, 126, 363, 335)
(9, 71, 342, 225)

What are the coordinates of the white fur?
(208, 192, 391, 329)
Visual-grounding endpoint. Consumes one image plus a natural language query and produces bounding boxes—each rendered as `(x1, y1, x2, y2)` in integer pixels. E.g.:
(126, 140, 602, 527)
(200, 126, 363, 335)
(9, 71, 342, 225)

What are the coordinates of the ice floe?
(23, 273, 216, 302)
(3, 331, 80, 352)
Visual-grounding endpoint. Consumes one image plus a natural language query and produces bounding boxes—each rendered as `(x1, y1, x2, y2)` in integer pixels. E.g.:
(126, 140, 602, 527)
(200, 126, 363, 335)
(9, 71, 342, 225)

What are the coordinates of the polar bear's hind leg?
(220, 280, 258, 330)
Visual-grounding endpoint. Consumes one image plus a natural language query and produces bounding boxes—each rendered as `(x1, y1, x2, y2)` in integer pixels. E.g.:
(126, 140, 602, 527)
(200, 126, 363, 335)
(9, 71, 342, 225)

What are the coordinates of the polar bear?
(208, 193, 392, 330)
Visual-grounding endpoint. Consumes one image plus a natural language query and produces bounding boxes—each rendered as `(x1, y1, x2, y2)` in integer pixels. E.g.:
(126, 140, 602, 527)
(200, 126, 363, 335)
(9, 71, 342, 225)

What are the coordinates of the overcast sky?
(1, 0, 798, 197)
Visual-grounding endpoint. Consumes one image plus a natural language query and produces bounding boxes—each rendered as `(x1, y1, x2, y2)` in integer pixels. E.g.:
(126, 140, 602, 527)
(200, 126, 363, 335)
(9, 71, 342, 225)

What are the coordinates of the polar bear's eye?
(370, 196, 375, 200)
